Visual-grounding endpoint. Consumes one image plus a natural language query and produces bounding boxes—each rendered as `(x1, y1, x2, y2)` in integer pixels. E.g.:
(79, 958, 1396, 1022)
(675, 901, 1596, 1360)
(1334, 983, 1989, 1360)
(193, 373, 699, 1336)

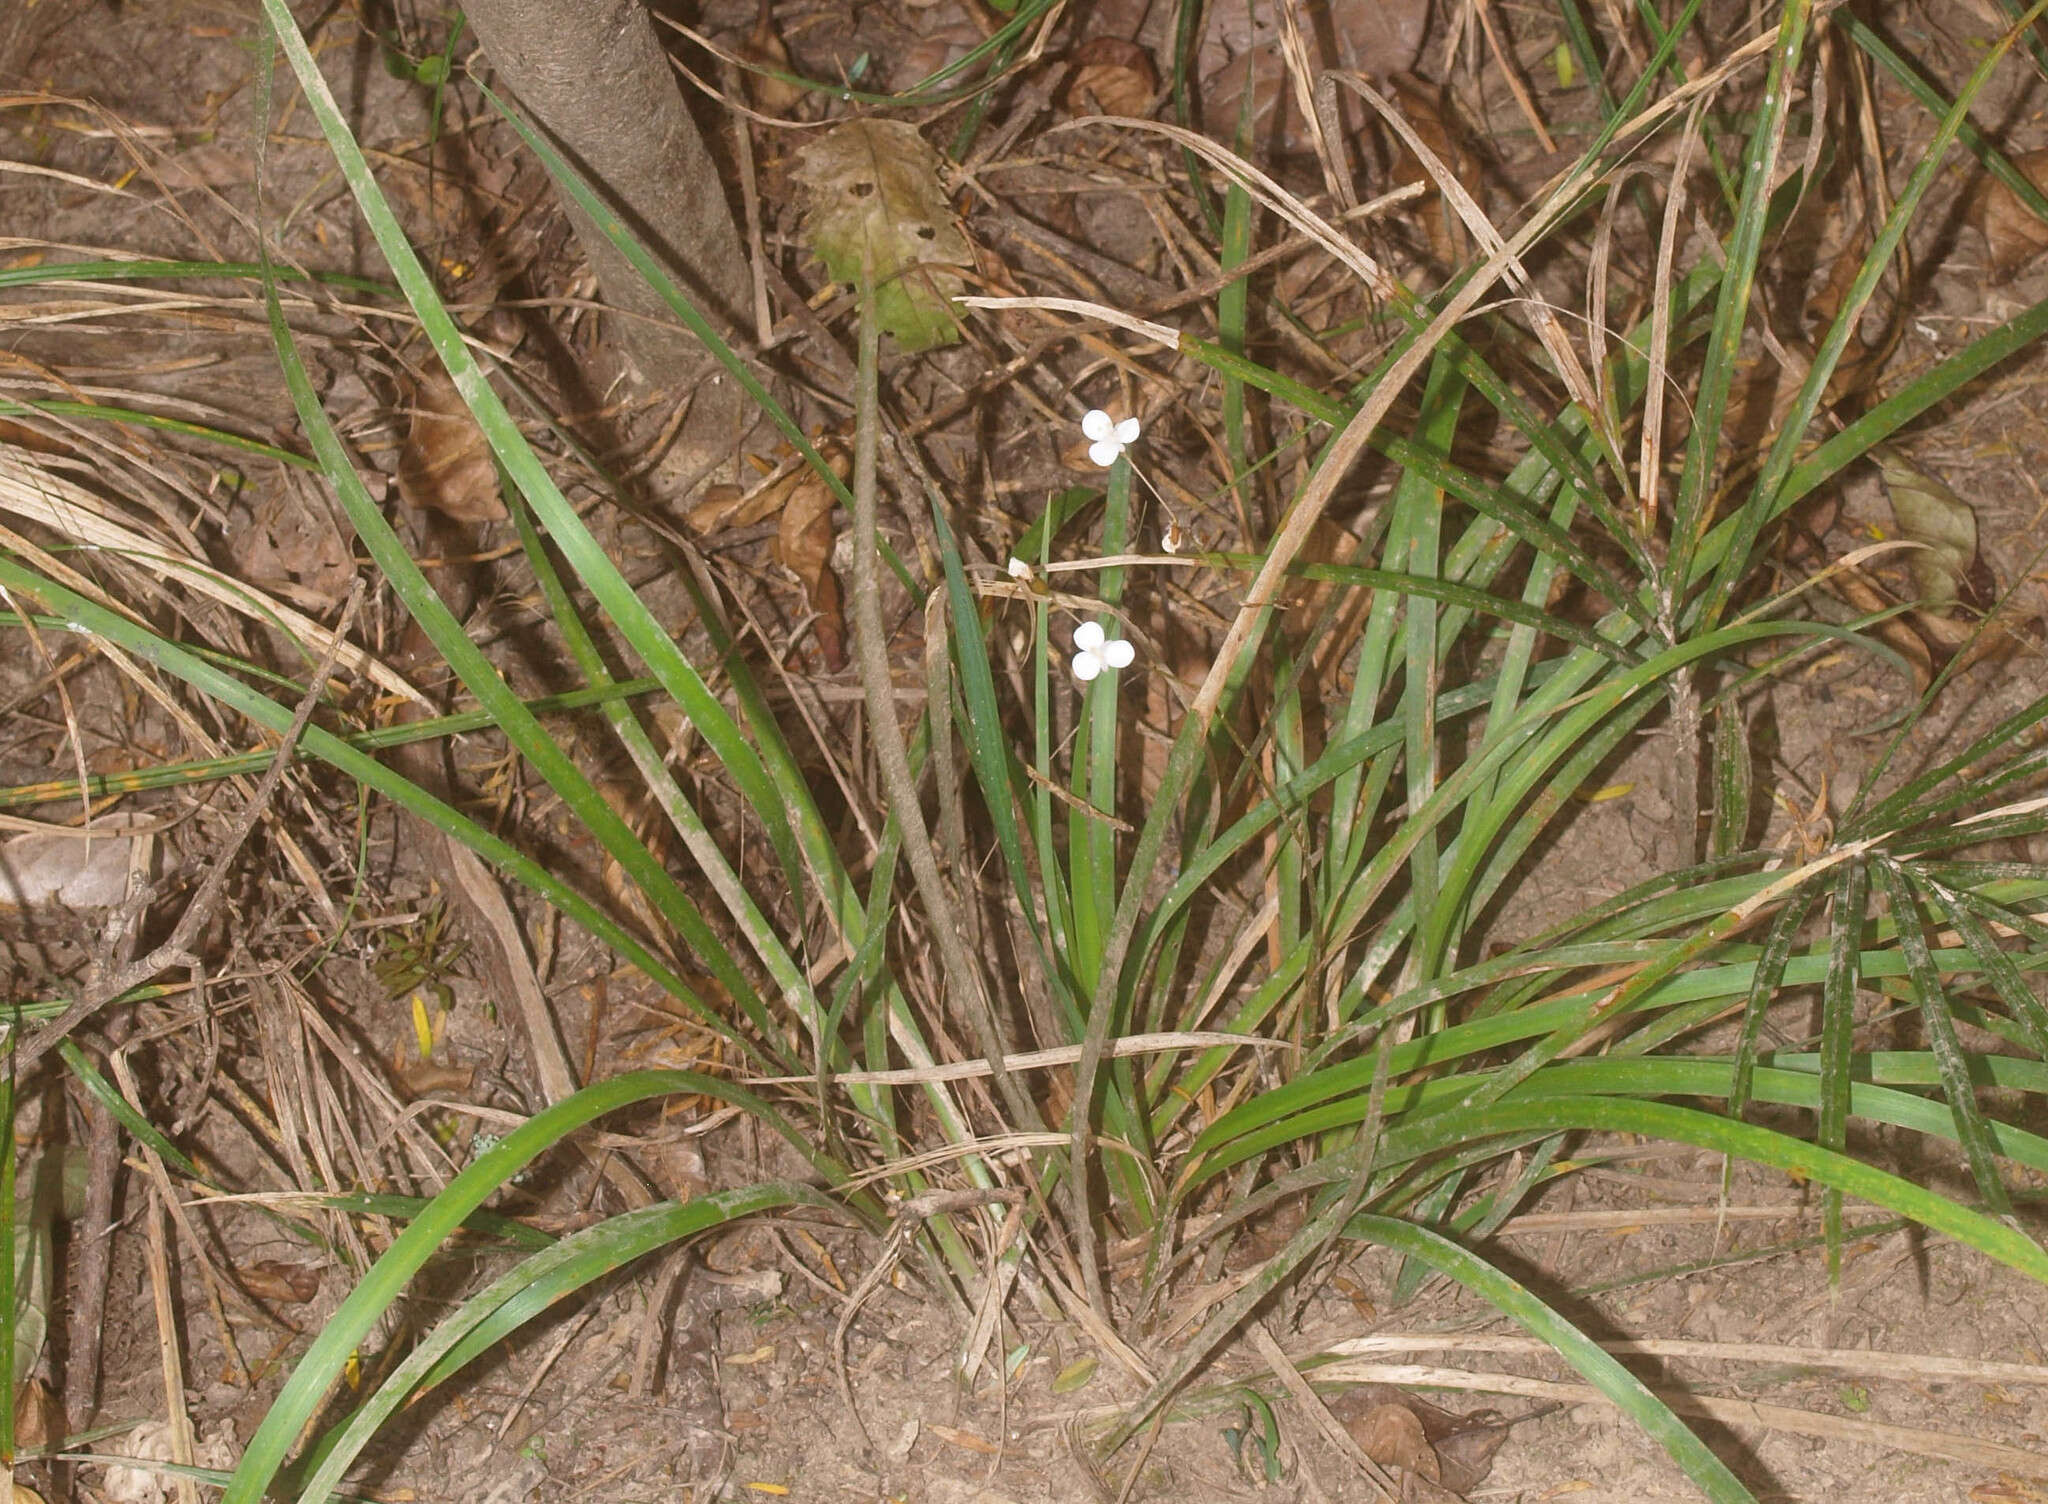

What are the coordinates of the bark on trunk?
(461, 0, 751, 439)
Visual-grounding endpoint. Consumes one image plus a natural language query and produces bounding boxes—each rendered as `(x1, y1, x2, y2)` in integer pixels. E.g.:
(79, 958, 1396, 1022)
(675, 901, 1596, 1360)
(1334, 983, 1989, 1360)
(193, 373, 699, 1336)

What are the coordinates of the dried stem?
(846, 270, 1042, 1135)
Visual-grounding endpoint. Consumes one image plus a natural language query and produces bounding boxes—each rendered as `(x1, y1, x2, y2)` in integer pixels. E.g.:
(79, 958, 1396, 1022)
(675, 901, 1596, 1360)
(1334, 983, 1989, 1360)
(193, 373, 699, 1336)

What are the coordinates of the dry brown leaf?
(686, 482, 749, 534)
(1062, 38, 1159, 118)
(741, 0, 806, 116)
(225, 484, 355, 612)
(686, 441, 847, 535)
(1973, 149, 2048, 282)
(772, 467, 846, 670)
(1331, 1384, 1509, 1497)
(240, 1259, 322, 1305)
(12, 1376, 57, 1451)
(397, 368, 504, 523)
(1351, 1401, 1442, 1481)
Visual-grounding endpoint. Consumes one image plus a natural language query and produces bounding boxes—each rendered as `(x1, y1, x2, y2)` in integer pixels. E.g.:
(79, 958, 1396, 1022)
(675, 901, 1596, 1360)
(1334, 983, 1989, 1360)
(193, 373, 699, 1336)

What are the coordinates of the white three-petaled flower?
(1082, 409, 1141, 469)
(1071, 620, 1136, 683)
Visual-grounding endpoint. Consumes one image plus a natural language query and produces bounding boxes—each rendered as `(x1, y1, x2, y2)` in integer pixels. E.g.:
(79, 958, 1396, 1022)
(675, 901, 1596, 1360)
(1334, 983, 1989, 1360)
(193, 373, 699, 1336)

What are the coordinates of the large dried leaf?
(1351, 1401, 1441, 1481)
(397, 367, 505, 522)
(1973, 148, 2048, 282)
(797, 120, 970, 353)
(1331, 1383, 1509, 1498)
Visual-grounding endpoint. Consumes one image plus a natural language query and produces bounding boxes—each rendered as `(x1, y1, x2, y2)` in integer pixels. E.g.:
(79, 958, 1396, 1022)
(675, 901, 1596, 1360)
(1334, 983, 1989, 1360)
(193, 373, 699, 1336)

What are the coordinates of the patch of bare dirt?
(3, 1, 2047, 1502)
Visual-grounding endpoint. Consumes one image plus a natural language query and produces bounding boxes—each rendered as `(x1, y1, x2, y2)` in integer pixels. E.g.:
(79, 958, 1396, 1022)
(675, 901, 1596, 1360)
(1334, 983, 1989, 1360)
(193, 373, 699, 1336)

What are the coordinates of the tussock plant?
(3, 2, 2047, 1499)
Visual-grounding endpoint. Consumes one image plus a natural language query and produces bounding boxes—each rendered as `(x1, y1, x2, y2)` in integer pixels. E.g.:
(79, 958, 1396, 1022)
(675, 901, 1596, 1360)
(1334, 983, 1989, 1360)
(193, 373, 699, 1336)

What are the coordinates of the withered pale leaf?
(397, 368, 505, 523)
(797, 120, 970, 352)
(1877, 450, 1977, 613)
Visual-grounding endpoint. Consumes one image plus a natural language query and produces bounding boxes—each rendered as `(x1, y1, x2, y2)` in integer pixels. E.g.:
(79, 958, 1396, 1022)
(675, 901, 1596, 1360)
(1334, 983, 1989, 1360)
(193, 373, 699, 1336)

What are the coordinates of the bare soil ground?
(3, 1, 2048, 1501)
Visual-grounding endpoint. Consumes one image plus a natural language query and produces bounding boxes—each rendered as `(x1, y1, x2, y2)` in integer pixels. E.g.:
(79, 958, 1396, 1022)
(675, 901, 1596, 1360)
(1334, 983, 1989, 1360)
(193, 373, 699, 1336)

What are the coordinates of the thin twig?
(64, 832, 150, 1430)
(139, 1168, 200, 1504)
(116, 1051, 249, 1388)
